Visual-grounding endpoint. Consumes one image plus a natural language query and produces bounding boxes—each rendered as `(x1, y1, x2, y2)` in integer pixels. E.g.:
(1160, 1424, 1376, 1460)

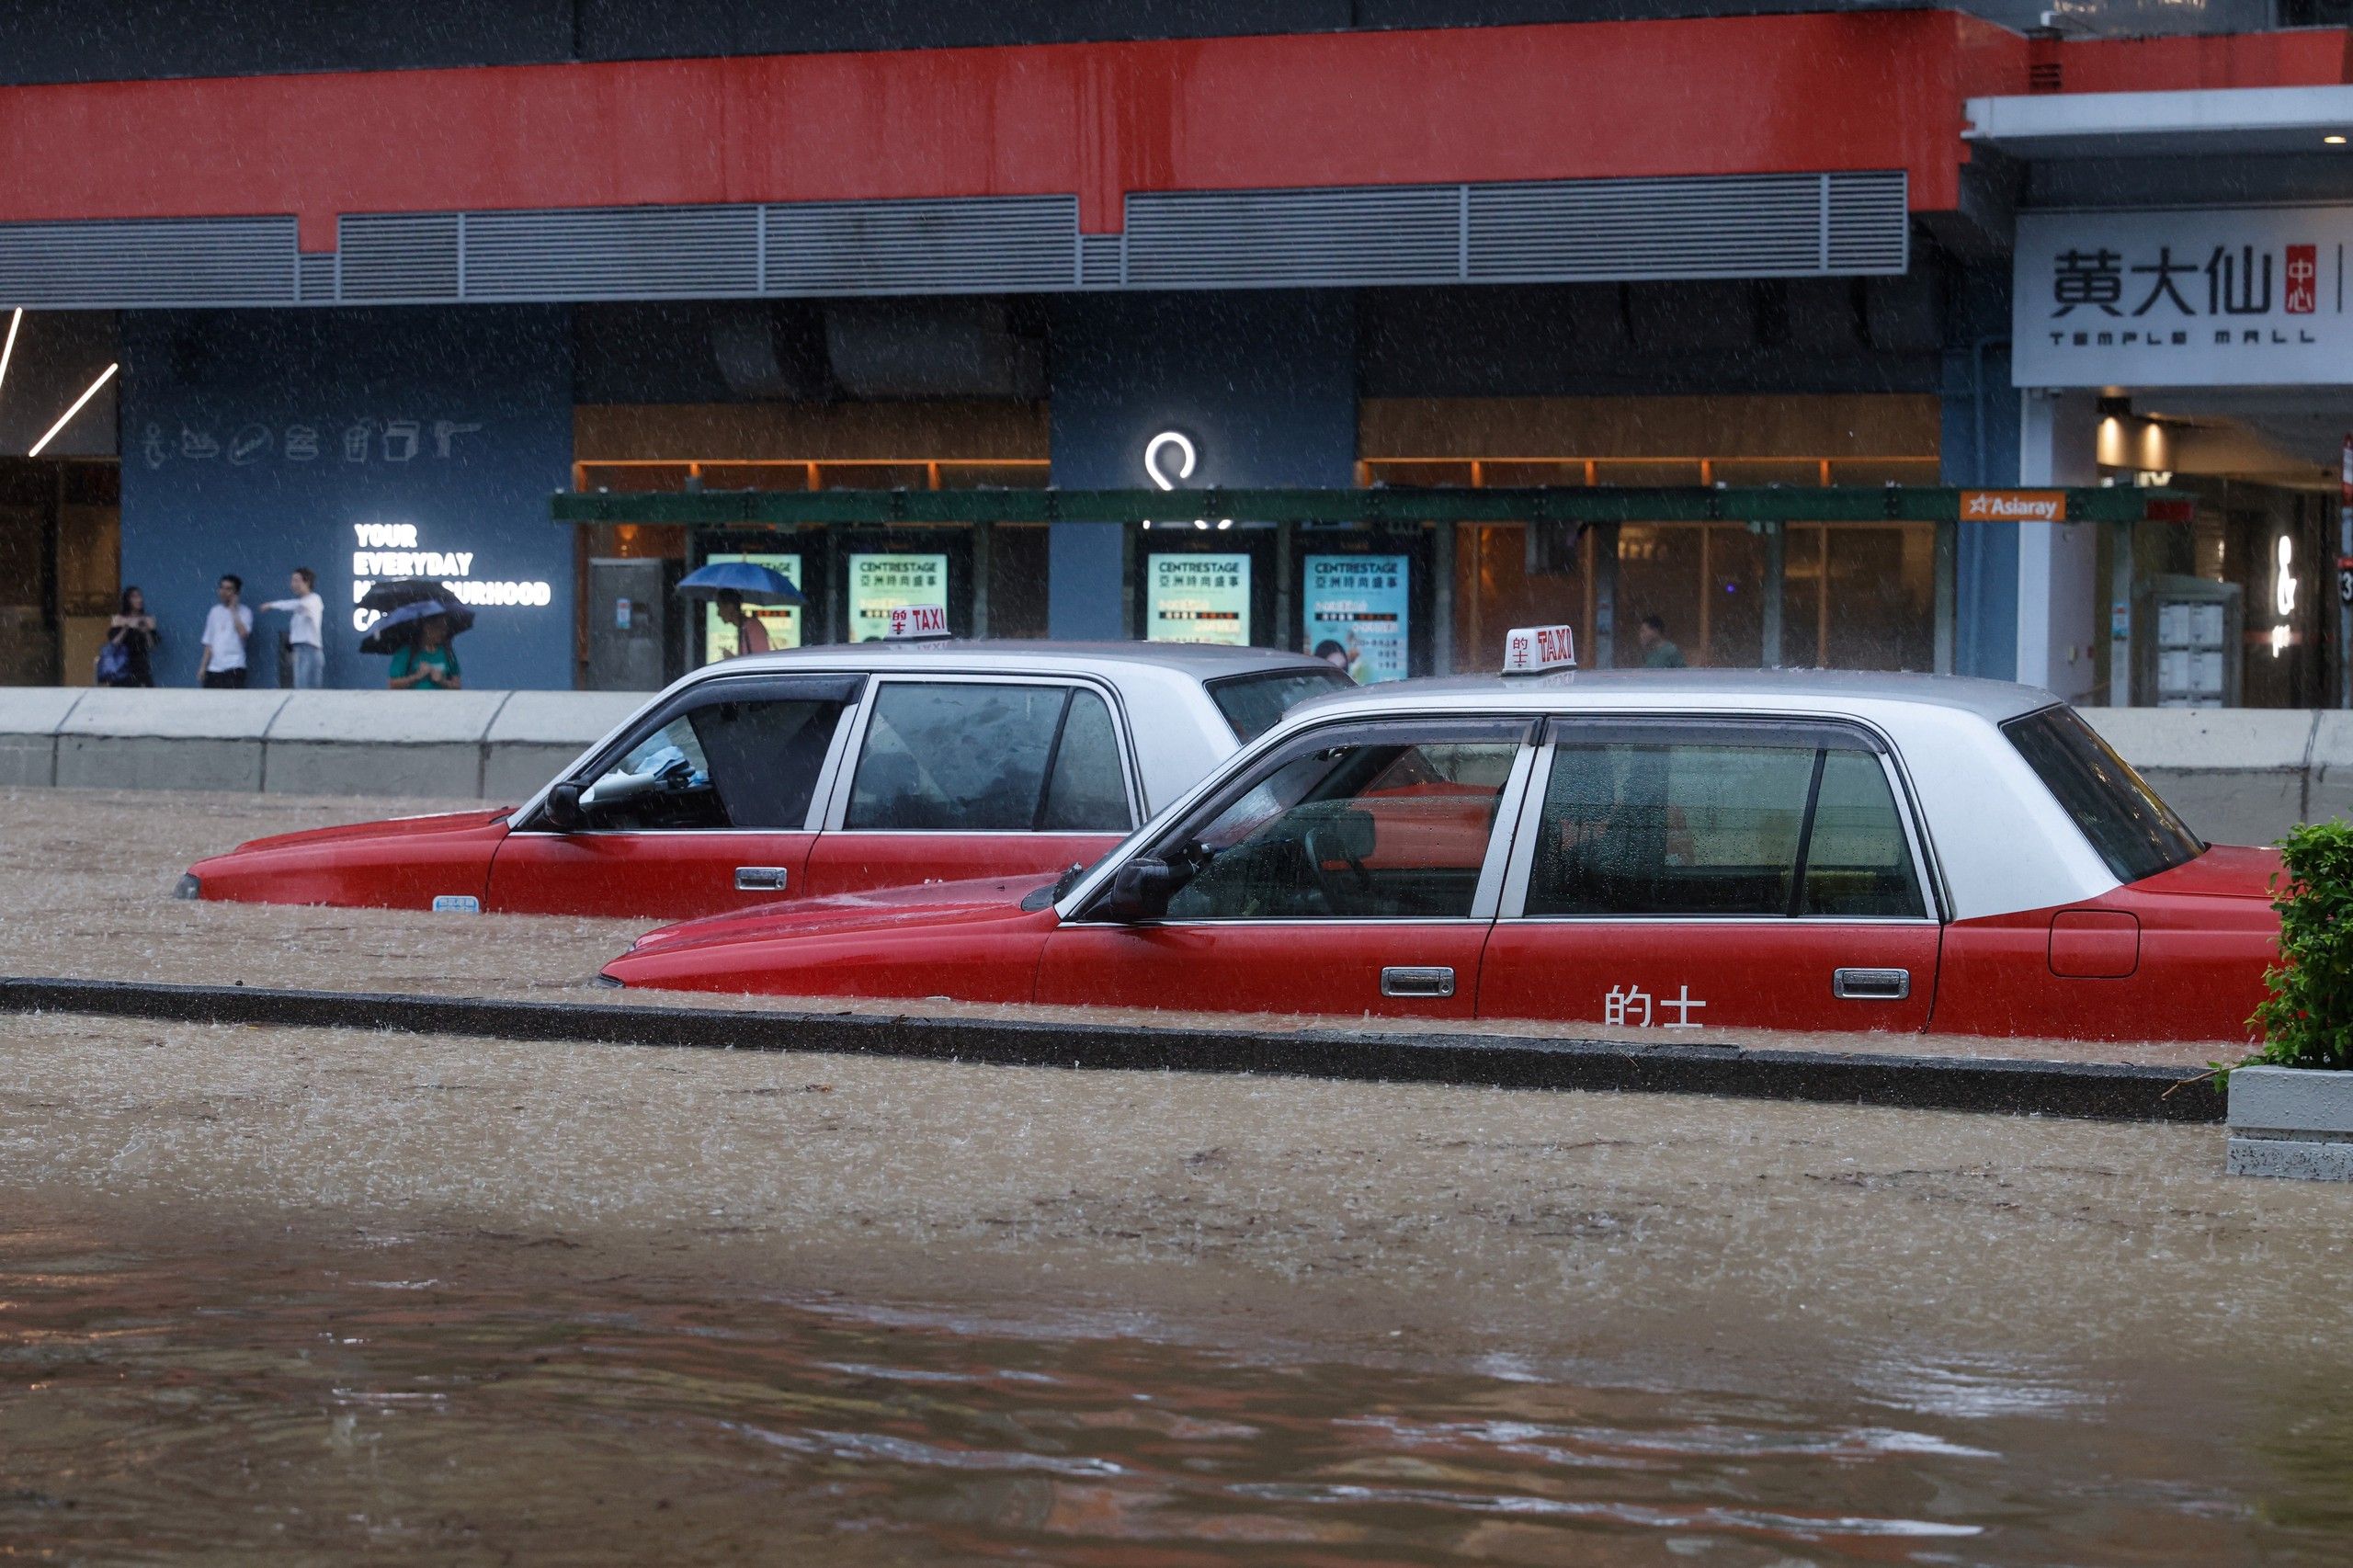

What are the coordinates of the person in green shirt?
(388, 614, 463, 690)
(1637, 614, 1686, 669)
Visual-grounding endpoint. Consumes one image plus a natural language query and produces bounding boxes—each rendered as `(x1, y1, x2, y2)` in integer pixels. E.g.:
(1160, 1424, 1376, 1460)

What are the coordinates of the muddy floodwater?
(3, 1009, 2352, 1562)
(0, 787, 2327, 1560)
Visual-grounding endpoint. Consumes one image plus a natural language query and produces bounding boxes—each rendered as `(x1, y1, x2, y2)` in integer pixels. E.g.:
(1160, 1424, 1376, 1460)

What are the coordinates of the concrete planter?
(2227, 1065, 2353, 1181)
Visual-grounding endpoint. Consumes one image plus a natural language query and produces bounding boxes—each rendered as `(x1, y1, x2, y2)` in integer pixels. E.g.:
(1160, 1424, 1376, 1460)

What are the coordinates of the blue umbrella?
(677, 561, 805, 605)
(358, 597, 475, 655)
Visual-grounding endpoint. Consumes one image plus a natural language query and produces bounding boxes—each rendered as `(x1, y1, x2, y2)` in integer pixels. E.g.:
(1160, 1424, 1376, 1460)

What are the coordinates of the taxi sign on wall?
(883, 603, 949, 640)
(1502, 624, 1576, 674)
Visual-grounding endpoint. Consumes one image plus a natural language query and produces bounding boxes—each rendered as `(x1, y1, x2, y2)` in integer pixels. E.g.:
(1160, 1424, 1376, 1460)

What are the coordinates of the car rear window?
(2001, 706, 2203, 885)
(1205, 668, 1354, 743)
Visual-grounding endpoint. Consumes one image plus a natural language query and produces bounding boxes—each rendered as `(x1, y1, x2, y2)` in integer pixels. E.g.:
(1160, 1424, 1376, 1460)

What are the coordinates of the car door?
(798, 676, 1138, 898)
(486, 675, 861, 919)
(1036, 717, 1535, 1019)
(1476, 719, 1940, 1033)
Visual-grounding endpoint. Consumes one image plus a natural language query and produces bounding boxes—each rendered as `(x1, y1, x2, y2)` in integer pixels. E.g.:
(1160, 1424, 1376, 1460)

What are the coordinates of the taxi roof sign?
(1502, 624, 1576, 675)
(882, 603, 950, 640)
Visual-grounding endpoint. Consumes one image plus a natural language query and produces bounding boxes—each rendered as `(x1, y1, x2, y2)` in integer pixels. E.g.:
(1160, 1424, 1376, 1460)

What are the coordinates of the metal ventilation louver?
(0, 217, 297, 308)
(1824, 171, 1910, 273)
(1469, 172, 1908, 282)
(763, 196, 1077, 296)
(463, 206, 761, 301)
(336, 213, 460, 304)
(296, 252, 337, 305)
(1124, 185, 1461, 288)
(1077, 233, 1123, 289)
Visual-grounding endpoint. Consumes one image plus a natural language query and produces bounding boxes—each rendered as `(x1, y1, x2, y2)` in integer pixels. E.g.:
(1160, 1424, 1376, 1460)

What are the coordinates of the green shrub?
(2247, 818, 2353, 1071)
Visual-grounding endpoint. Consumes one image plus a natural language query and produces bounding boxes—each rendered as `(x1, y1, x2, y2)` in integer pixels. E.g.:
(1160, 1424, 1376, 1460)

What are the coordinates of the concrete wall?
(3, 689, 642, 800)
(2079, 708, 2352, 847)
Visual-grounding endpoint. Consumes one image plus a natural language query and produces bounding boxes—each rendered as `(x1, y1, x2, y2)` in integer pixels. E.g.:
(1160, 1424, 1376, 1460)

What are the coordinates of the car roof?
(692, 640, 1339, 682)
(1279, 667, 2060, 725)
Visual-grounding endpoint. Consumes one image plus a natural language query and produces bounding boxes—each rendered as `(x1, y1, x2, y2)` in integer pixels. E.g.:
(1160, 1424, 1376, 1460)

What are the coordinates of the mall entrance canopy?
(552, 484, 2184, 677)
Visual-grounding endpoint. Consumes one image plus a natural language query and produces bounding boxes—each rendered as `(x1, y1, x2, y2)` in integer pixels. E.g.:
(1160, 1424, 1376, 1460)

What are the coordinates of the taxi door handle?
(1381, 966, 1456, 998)
(734, 866, 790, 892)
(1833, 967, 1910, 1001)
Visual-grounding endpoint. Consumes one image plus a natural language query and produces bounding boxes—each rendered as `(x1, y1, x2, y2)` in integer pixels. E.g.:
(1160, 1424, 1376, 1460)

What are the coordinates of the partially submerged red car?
(599, 663, 2281, 1043)
(177, 643, 1347, 921)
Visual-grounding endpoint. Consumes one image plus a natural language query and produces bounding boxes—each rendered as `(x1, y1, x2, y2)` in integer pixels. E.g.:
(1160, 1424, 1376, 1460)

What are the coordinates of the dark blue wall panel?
(120, 307, 575, 690)
(1045, 290, 1357, 639)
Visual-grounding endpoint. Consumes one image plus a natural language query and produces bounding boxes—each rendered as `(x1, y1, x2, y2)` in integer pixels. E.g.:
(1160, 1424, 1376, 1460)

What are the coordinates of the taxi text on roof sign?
(1961, 490, 2068, 523)
(1502, 624, 1576, 674)
(883, 603, 949, 640)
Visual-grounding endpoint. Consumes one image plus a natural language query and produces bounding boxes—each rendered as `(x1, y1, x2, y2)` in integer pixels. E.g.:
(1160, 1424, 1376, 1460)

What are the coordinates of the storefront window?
(1613, 525, 1766, 669)
(1782, 524, 1936, 673)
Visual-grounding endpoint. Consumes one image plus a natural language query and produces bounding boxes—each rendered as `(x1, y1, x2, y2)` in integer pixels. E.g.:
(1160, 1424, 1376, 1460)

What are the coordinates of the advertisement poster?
(1146, 553, 1251, 645)
(847, 552, 949, 642)
(700, 552, 803, 663)
(1302, 553, 1410, 683)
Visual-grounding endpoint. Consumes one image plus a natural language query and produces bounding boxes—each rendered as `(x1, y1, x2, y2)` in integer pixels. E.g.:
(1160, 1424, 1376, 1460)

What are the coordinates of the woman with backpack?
(97, 585, 159, 687)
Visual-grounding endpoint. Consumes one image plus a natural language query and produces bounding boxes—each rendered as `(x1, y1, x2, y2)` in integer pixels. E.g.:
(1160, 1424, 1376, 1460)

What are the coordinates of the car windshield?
(2001, 706, 2203, 885)
(1205, 668, 1354, 742)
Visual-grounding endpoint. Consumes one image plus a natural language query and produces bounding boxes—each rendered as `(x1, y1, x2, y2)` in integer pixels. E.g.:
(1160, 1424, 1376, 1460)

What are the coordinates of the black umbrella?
(358, 597, 476, 655)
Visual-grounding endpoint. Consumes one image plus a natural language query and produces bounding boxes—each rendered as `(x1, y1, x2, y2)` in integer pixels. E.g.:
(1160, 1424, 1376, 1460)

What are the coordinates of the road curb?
(0, 976, 2223, 1123)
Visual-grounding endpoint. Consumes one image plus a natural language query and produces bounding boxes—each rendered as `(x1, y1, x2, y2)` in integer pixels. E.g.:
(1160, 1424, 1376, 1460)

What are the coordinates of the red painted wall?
(9, 14, 2335, 248)
(2052, 29, 2353, 95)
(0, 12, 2017, 247)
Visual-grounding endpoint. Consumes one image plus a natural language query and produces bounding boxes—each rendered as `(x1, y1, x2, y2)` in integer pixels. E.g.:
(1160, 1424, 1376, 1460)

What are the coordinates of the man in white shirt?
(260, 567, 325, 688)
(198, 574, 254, 688)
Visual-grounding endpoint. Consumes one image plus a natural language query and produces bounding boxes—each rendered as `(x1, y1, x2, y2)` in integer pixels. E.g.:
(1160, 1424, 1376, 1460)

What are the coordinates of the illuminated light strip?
(0, 309, 20, 406)
(26, 361, 119, 458)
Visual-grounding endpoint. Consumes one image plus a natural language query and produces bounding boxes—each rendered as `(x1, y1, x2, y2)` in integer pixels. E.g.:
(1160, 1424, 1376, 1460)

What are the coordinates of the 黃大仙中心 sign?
(2016, 207, 2353, 388)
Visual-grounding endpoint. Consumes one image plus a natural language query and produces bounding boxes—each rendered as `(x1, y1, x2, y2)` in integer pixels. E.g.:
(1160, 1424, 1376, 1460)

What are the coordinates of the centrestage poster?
(1302, 553, 1409, 683)
(847, 552, 948, 642)
(700, 552, 803, 661)
(1146, 553, 1251, 645)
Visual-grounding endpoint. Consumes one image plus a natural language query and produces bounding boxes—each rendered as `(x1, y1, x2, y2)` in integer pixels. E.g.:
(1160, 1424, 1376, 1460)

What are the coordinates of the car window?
(1158, 721, 1525, 920)
(1801, 751, 1927, 918)
(581, 697, 845, 831)
(847, 682, 1128, 832)
(1040, 688, 1131, 832)
(2001, 705, 2202, 885)
(1527, 741, 1814, 917)
(1524, 734, 1927, 919)
(1205, 668, 1355, 742)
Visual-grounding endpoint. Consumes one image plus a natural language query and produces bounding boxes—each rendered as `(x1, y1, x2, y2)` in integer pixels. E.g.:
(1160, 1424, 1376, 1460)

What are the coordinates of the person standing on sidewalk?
(259, 567, 325, 688)
(97, 585, 159, 687)
(197, 574, 254, 689)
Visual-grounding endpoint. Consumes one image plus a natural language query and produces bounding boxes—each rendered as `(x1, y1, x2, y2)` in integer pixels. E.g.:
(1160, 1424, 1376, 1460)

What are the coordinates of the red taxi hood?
(2133, 844, 2282, 902)
(624, 872, 1056, 959)
(224, 808, 511, 856)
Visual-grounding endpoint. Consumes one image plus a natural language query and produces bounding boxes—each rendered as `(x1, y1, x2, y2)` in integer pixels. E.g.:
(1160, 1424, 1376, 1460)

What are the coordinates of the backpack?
(95, 638, 131, 686)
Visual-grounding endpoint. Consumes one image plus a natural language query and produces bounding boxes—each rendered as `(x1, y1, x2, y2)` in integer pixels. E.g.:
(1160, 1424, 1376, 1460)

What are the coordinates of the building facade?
(0, 0, 2345, 701)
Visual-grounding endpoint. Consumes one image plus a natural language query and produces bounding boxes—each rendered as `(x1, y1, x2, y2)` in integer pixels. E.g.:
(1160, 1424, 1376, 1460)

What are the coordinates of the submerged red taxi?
(600, 657, 2281, 1044)
(177, 642, 1347, 921)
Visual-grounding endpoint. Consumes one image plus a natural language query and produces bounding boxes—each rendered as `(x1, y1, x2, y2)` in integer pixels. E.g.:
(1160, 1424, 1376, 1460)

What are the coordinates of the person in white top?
(198, 574, 254, 689)
(260, 567, 326, 689)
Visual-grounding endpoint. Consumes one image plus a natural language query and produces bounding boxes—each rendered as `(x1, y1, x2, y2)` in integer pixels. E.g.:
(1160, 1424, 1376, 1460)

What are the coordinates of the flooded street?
(7, 1199, 2352, 1566)
(2, 1009, 2350, 1562)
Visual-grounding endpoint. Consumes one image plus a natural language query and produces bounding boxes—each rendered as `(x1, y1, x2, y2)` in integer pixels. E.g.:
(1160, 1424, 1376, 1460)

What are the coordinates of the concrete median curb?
(0, 688, 643, 800)
(0, 976, 2224, 1123)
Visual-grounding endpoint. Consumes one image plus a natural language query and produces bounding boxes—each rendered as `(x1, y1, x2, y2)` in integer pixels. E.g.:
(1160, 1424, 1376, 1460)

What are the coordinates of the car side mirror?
(543, 781, 589, 833)
(1100, 856, 1176, 922)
